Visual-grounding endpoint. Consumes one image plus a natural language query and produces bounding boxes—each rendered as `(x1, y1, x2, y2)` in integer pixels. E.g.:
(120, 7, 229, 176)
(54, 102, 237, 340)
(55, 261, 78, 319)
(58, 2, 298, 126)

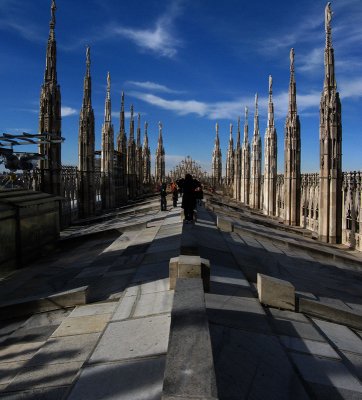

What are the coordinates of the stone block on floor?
(217, 216, 233, 232)
(257, 273, 295, 311)
(169, 255, 210, 292)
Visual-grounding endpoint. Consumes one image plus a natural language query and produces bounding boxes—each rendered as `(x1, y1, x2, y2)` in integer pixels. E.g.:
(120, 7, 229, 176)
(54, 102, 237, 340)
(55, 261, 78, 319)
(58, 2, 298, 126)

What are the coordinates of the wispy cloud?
(130, 91, 208, 117)
(126, 81, 183, 94)
(110, 111, 144, 119)
(298, 47, 324, 73)
(0, 1, 45, 43)
(129, 88, 326, 121)
(62, 107, 77, 117)
(111, 0, 183, 58)
(339, 78, 362, 99)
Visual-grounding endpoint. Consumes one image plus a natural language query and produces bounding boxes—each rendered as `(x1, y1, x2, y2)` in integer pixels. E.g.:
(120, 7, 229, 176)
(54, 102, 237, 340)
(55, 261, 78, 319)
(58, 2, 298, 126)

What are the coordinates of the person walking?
(172, 183, 178, 207)
(160, 182, 167, 211)
(181, 174, 198, 222)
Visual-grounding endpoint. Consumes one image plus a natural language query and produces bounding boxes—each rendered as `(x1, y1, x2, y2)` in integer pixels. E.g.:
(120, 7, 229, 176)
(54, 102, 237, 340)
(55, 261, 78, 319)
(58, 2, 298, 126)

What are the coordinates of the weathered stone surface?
(0, 286, 88, 321)
(299, 298, 362, 330)
(0, 361, 25, 385)
(163, 279, 218, 400)
(90, 314, 171, 363)
(51, 314, 111, 337)
(169, 255, 210, 292)
(271, 318, 324, 341)
(312, 318, 362, 354)
(68, 302, 117, 318)
(133, 291, 174, 318)
(68, 356, 166, 400)
(0, 386, 69, 400)
(5, 361, 83, 391)
(210, 324, 309, 400)
(279, 335, 340, 359)
(112, 295, 137, 321)
(257, 273, 295, 311)
(27, 333, 101, 366)
(0, 341, 44, 363)
(216, 216, 233, 232)
(291, 352, 362, 397)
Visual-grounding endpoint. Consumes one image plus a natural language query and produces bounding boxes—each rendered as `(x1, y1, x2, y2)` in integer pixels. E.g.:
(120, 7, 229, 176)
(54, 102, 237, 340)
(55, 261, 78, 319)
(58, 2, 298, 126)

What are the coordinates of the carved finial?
(238, 116, 240, 131)
(245, 106, 248, 121)
(290, 48, 295, 73)
(145, 121, 148, 132)
(255, 93, 258, 114)
(138, 112, 141, 125)
(215, 122, 219, 135)
(325, 2, 332, 32)
(159, 121, 163, 132)
(230, 123, 233, 134)
(121, 91, 125, 104)
(130, 104, 134, 119)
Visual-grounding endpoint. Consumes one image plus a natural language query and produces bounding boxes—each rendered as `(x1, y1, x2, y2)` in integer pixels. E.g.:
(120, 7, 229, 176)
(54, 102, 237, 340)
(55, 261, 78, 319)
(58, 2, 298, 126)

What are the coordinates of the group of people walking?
(159, 174, 203, 222)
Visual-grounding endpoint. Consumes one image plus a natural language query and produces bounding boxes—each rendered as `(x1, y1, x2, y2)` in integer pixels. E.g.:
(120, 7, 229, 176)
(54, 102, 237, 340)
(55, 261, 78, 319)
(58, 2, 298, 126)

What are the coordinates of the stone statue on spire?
(51, 0, 56, 26)
(325, 2, 332, 32)
(86, 46, 90, 66)
(269, 75, 273, 94)
(290, 48, 295, 73)
(107, 72, 111, 92)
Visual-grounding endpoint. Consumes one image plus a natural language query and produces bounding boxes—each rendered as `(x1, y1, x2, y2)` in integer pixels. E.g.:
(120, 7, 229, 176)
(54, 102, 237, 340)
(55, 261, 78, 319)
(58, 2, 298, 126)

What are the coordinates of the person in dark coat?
(172, 183, 178, 207)
(181, 174, 200, 222)
(160, 182, 167, 211)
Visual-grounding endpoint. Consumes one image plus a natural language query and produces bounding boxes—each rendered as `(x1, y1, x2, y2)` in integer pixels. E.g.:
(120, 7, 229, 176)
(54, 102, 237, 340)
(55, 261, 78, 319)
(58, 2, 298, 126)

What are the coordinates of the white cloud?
(126, 81, 182, 94)
(339, 77, 362, 99)
(112, 0, 183, 58)
(130, 92, 208, 117)
(61, 106, 77, 117)
(129, 88, 325, 121)
(111, 111, 143, 119)
(299, 47, 324, 73)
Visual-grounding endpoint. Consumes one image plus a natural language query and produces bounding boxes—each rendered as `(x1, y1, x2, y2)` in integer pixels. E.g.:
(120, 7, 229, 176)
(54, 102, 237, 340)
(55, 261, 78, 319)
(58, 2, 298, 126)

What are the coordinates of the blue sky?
(0, 0, 361, 174)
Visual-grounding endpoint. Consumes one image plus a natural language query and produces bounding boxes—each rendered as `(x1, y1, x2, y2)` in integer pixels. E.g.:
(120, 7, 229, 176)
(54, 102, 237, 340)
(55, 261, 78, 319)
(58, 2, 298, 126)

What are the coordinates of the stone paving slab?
(51, 314, 111, 338)
(0, 386, 69, 400)
(0, 362, 25, 386)
(68, 302, 117, 318)
(313, 318, 362, 354)
(67, 356, 166, 400)
(291, 352, 362, 398)
(268, 308, 309, 323)
(0, 342, 44, 363)
(300, 297, 362, 330)
(133, 291, 174, 318)
(26, 333, 101, 367)
(2, 326, 58, 347)
(206, 293, 272, 334)
(210, 324, 309, 400)
(111, 295, 137, 321)
(131, 262, 169, 282)
(89, 314, 171, 363)
(5, 361, 83, 392)
(279, 335, 340, 359)
(271, 318, 325, 341)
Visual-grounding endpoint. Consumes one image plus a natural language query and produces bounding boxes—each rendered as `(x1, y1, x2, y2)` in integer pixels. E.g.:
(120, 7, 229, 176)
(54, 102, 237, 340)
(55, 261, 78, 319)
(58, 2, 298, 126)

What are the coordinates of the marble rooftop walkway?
(0, 194, 361, 399)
